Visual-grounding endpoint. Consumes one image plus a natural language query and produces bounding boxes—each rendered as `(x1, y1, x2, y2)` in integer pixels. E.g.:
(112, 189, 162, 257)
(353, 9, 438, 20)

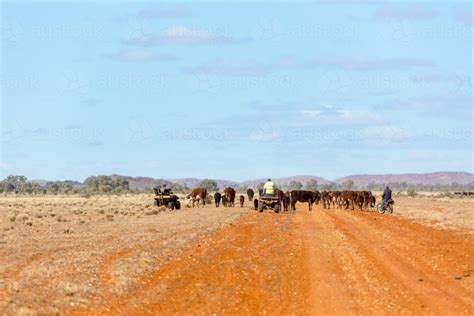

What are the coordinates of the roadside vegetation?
(1, 175, 473, 197)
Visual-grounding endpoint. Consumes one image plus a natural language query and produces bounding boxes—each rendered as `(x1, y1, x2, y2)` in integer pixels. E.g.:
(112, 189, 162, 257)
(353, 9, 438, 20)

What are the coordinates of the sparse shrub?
(57, 216, 68, 222)
(407, 188, 417, 197)
(145, 206, 167, 215)
(15, 213, 30, 222)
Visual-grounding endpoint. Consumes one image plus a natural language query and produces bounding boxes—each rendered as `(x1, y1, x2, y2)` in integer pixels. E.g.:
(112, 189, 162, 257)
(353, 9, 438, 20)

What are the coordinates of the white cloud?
(125, 26, 231, 46)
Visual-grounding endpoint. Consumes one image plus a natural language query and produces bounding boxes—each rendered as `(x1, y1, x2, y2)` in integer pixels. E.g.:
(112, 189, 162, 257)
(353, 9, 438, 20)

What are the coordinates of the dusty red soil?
(1, 197, 473, 315)
(77, 206, 472, 315)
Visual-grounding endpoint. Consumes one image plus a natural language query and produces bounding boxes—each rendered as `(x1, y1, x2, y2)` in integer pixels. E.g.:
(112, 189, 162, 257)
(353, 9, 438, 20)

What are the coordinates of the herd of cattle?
(185, 187, 379, 212)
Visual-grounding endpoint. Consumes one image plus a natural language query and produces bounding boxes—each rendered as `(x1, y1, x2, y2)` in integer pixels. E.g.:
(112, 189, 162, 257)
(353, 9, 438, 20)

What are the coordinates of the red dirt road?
(73, 204, 474, 315)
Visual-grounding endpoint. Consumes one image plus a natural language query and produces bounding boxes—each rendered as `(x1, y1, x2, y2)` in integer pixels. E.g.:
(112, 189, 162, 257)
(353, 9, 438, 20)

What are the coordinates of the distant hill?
(335, 172, 474, 187)
(167, 178, 241, 190)
(30, 179, 52, 187)
(28, 172, 474, 191)
(241, 175, 334, 189)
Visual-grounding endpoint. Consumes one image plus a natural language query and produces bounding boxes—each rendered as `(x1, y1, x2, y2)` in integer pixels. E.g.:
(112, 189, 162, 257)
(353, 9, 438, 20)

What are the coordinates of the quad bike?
(153, 187, 181, 210)
(256, 195, 281, 213)
(377, 199, 394, 214)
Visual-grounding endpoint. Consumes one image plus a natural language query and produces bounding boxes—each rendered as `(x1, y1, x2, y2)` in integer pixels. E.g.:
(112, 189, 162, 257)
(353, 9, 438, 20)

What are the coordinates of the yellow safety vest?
(264, 181, 275, 194)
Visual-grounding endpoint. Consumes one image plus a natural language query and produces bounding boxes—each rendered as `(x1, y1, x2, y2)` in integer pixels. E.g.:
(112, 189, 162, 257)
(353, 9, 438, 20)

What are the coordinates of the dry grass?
(0, 194, 249, 314)
(393, 196, 474, 233)
(0, 194, 472, 314)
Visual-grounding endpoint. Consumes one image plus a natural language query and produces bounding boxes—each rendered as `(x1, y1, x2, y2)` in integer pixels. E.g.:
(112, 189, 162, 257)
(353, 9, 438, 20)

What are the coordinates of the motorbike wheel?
(175, 201, 181, 210)
(388, 204, 393, 214)
(376, 203, 385, 214)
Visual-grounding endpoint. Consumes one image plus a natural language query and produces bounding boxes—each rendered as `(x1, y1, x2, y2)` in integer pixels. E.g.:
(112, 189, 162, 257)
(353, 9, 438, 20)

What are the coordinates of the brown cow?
(321, 191, 332, 209)
(187, 188, 207, 208)
(331, 191, 342, 208)
(223, 187, 236, 207)
(368, 194, 376, 208)
(355, 191, 365, 210)
(340, 190, 355, 210)
(282, 191, 290, 212)
(239, 195, 245, 207)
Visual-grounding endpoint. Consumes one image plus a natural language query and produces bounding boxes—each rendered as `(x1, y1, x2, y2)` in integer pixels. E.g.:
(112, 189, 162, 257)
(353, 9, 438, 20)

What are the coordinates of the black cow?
(290, 190, 320, 211)
(214, 192, 222, 207)
(221, 195, 228, 207)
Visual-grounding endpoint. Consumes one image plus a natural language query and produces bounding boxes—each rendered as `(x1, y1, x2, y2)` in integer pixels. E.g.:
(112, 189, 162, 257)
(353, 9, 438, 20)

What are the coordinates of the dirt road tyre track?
(74, 212, 311, 315)
(69, 204, 474, 315)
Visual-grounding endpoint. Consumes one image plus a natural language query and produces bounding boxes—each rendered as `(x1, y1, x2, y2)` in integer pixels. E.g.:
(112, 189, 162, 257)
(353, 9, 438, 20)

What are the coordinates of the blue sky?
(1, 1, 473, 181)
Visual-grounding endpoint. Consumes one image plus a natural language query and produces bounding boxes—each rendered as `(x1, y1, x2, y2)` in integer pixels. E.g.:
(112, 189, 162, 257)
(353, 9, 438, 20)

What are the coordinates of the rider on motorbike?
(381, 186, 392, 210)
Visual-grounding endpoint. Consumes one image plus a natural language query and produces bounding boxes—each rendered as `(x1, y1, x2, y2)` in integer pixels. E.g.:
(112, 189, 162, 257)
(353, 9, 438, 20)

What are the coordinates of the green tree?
(3, 175, 28, 191)
(288, 181, 303, 191)
(342, 179, 354, 190)
(48, 183, 60, 195)
(83, 176, 129, 194)
(305, 179, 318, 191)
(3, 183, 15, 193)
(198, 179, 219, 192)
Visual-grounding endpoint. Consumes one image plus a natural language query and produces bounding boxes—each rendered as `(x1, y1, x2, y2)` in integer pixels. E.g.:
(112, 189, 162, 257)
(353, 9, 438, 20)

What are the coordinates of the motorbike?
(377, 199, 394, 214)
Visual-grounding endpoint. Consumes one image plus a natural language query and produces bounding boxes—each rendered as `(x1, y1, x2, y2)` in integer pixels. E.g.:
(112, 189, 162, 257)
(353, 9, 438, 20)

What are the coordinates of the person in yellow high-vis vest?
(263, 178, 275, 196)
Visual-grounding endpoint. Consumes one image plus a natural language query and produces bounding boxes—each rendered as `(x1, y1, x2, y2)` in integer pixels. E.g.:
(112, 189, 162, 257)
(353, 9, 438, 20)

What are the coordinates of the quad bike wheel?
(274, 203, 280, 213)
